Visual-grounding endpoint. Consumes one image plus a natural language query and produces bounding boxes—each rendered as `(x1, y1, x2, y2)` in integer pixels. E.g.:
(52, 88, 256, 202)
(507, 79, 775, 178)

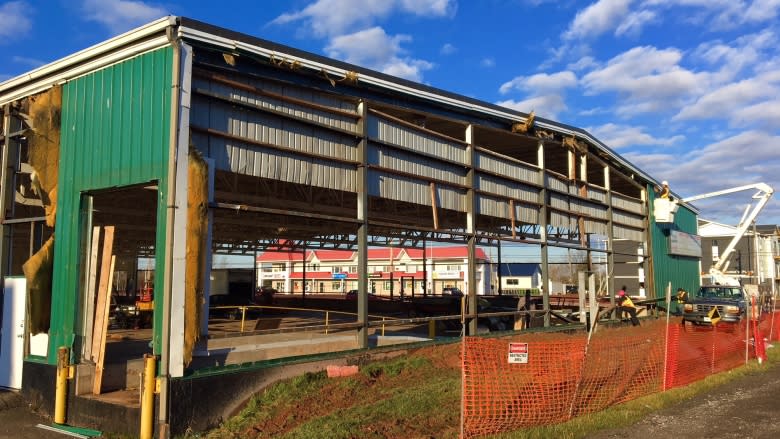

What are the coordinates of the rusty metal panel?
(367, 114, 467, 164)
(369, 142, 466, 186)
(587, 186, 607, 203)
(477, 195, 538, 224)
(475, 152, 541, 185)
(199, 97, 358, 161)
(612, 210, 645, 229)
(545, 173, 570, 193)
(549, 192, 570, 211)
(476, 174, 539, 204)
(368, 170, 464, 212)
(549, 210, 575, 230)
(585, 218, 608, 235)
(611, 192, 645, 215)
(613, 224, 644, 241)
(200, 133, 356, 192)
(192, 74, 359, 133)
(570, 198, 608, 220)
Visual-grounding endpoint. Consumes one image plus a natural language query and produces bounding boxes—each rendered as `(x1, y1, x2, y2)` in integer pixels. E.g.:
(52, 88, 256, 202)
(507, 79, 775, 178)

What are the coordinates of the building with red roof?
(257, 246, 493, 296)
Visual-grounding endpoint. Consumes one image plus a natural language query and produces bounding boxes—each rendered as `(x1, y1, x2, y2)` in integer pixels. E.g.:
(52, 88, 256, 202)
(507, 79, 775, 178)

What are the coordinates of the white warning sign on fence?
(508, 342, 528, 364)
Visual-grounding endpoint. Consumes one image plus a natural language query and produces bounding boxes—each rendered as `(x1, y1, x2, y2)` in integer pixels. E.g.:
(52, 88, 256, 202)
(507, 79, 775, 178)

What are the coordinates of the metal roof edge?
(0, 16, 177, 104)
(176, 18, 661, 188)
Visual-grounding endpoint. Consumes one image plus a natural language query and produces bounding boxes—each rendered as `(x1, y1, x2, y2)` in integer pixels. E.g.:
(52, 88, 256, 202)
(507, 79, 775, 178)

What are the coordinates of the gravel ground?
(586, 358, 780, 439)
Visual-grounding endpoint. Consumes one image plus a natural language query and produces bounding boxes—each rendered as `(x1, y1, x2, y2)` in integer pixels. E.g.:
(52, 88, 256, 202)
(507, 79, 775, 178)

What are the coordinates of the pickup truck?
(682, 284, 747, 325)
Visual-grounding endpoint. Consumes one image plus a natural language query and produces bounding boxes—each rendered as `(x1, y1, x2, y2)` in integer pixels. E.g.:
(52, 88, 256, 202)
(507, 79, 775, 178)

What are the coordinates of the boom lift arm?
(679, 183, 774, 285)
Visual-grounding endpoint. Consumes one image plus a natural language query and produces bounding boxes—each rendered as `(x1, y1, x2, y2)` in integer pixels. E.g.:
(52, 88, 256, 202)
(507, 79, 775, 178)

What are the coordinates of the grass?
(183, 338, 779, 439)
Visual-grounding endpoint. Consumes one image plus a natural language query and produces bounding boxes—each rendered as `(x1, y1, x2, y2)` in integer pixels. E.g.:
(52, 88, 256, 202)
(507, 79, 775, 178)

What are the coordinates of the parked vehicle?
(253, 286, 277, 305)
(441, 287, 464, 297)
(345, 289, 378, 300)
(682, 285, 747, 325)
(209, 293, 261, 320)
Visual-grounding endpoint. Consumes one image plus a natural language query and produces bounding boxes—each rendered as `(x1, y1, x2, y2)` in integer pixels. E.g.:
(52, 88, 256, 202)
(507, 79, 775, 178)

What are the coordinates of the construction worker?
(617, 287, 640, 326)
(659, 181, 670, 199)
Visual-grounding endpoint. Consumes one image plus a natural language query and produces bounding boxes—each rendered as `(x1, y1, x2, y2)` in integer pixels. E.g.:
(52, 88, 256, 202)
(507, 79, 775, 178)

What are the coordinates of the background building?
(699, 221, 779, 293)
(258, 246, 493, 296)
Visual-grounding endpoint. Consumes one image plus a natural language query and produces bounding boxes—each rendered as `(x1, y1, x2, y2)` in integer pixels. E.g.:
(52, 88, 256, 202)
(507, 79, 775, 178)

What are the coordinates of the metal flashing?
(175, 18, 659, 189)
(0, 16, 176, 105)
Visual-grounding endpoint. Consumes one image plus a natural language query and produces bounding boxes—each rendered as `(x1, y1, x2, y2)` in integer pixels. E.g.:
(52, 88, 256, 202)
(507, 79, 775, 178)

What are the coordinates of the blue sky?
(1, 0, 778, 226)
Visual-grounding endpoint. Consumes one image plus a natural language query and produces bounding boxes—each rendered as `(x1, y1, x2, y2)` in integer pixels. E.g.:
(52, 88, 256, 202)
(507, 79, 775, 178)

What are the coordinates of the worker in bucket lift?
(617, 287, 640, 326)
(659, 180, 671, 199)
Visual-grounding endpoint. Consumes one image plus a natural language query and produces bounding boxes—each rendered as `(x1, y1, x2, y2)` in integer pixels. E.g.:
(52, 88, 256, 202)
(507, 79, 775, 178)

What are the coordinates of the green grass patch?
(192, 371, 328, 438)
(360, 356, 430, 378)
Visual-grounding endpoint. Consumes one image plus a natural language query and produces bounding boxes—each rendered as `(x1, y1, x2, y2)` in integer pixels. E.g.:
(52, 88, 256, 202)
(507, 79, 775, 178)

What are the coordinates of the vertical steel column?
(0, 104, 17, 279)
(604, 166, 615, 307)
(465, 125, 477, 335)
(538, 140, 550, 327)
(356, 101, 369, 347)
(641, 187, 655, 297)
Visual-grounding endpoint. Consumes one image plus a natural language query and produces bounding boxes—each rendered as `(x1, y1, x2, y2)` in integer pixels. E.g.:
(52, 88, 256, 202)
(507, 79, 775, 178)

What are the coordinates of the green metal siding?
(49, 47, 173, 363)
(648, 184, 700, 303)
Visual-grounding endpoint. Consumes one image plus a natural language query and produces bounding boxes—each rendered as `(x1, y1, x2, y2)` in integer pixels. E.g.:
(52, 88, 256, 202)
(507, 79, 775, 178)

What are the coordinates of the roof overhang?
(0, 16, 176, 105)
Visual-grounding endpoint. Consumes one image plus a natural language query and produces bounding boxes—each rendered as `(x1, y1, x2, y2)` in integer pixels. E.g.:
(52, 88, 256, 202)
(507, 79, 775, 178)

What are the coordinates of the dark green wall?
(49, 47, 173, 363)
(648, 184, 700, 304)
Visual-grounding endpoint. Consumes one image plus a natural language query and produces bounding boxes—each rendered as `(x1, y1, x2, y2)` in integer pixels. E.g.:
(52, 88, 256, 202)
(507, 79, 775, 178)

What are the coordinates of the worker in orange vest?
(617, 287, 640, 326)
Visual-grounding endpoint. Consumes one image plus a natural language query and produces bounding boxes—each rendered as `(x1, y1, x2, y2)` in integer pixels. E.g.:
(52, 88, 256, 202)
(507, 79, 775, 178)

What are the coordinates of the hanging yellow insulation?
(184, 148, 208, 366)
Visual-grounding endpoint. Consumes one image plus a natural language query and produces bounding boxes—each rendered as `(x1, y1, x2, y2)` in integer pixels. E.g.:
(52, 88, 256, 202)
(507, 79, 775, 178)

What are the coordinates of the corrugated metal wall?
(190, 71, 360, 193)
(49, 47, 173, 362)
(648, 184, 701, 298)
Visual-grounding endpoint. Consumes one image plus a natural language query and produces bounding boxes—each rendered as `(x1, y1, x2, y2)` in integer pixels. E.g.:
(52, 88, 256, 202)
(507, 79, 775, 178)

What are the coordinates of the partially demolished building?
(0, 16, 701, 436)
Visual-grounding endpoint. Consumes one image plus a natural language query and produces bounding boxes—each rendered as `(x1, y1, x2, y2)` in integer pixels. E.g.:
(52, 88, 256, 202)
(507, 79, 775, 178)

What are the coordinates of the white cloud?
(325, 27, 433, 81)
(80, 0, 167, 34)
(673, 78, 777, 121)
(481, 57, 495, 68)
(581, 46, 706, 116)
(692, 30, 777, 83)
(743, 0, 780, 23)
(496, 95, 568, 120)
(731, 99, 780, 130)
(440, 43, 457, 55)
(498, 71, 578, 119)
(499, 71, 577, 95)
(626, 130, 780, 223)
(567, 56, 599, 71)
(614, 9, 656, 36)
(0, 1, 32, 40)
(272, 0, 456, 37)
(563, 0, 634, 40)
(645, 0, 780, 29)
(12, 56, 45, 68)
(587, 123, 684, 149)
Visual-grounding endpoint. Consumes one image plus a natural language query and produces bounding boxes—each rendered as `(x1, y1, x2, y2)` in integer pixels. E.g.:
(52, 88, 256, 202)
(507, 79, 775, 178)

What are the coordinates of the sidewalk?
(0, 390, 75, 438)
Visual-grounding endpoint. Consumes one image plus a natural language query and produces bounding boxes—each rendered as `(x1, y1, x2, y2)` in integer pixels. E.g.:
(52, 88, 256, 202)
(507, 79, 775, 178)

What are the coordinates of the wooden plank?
(90, 226, 114, 362)
(93, 255, 115, 395)
(430, 182, 439, 230)
(509, 199, 516, 239)
(82, 226, 101, 361)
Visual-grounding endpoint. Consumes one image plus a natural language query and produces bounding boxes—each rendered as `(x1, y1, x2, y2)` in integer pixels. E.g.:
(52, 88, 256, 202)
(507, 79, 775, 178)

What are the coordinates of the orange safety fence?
(461, 311, 780, 438)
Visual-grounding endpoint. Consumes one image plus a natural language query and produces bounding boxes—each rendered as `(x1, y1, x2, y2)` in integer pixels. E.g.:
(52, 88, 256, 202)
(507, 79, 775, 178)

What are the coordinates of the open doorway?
(80, 183, 159, 396)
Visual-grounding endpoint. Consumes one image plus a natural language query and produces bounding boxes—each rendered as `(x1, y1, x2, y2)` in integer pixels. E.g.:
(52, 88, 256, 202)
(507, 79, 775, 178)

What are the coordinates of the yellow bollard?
(140, 354, 156, 439)
(54, 346, 69, 424)
(428, 320, 436, 339)
(325, 311, 329, 334)
(381, 317, 386, 336)
(240, 307, 247, 332)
